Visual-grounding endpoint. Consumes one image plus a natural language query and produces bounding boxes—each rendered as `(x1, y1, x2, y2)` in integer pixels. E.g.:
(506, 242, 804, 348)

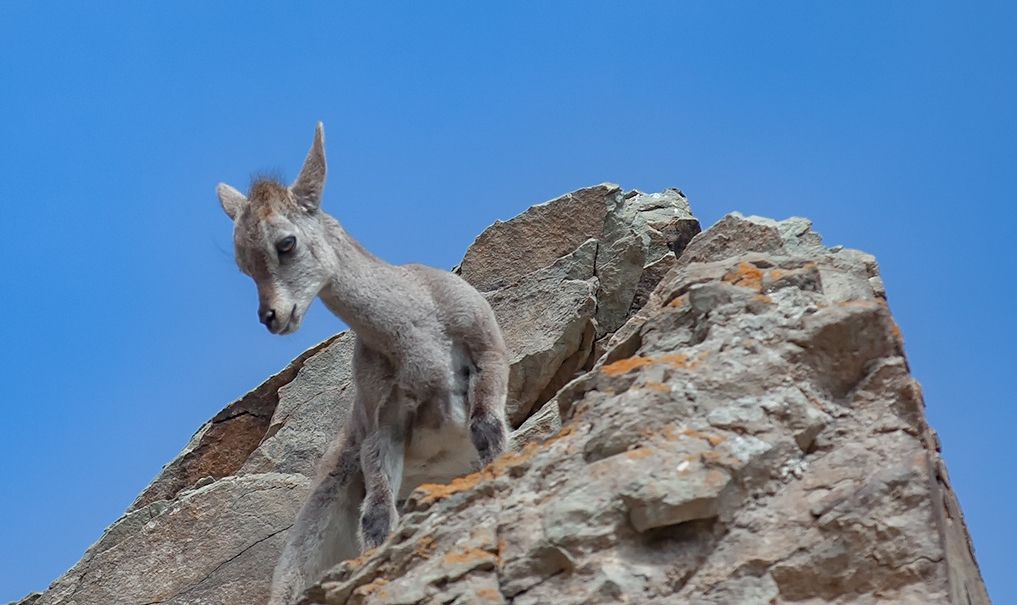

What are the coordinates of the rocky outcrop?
(299, 213, 989, 604)
(13, 185, 989, 605)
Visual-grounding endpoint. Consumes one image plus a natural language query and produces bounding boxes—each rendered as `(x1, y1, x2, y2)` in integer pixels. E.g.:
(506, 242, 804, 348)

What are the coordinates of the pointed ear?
(217, 183, 248, 221)
(291, 122, 327, 211)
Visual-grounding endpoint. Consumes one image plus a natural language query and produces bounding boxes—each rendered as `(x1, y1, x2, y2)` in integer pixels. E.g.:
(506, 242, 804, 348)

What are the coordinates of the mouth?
(268, 305, 300, 335)
(279, 305, 300, 335)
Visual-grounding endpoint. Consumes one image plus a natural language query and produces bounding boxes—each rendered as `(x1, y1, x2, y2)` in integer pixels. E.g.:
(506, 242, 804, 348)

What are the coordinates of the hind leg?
(268, 430, 364, 605)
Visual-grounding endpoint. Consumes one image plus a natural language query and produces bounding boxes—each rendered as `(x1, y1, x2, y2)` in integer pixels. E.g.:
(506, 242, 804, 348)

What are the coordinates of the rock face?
(14, 186, 989, 605)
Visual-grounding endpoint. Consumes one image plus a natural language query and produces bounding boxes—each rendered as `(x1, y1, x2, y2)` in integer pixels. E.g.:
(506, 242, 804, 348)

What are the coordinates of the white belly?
(399, 413, 478, 499)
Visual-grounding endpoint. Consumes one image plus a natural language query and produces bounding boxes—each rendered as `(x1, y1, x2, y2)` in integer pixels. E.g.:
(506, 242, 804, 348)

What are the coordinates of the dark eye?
(276, 236, 296, 255)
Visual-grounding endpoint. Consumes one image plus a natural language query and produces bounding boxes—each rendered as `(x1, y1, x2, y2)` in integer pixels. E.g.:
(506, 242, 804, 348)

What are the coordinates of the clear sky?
(1, 2, 1014, 602)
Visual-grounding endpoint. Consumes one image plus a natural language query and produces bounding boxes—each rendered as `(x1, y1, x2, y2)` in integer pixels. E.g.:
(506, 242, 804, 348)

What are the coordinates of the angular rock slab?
(34, 473, 308, 605)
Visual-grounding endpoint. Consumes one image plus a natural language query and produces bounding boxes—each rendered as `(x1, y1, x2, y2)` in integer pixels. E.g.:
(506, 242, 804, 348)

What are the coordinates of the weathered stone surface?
(616, 187, 699, 263)
(35, 473, 308, 605)
(241, 333, 357, 476)
(299, 213, 989, 605)
(19, 190, 987, 605)
(458, 184, 617, 292)
(487, 262, 597, 425)
(510, 398, 562, 450)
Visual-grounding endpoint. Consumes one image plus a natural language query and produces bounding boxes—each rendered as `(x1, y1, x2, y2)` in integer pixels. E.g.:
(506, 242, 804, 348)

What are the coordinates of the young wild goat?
(216, 123, 510, 604)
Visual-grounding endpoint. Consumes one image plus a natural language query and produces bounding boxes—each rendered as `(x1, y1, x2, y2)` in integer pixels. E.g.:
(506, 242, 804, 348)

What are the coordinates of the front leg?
(468, 349, 510, 465)
(359, 395, 409, 550)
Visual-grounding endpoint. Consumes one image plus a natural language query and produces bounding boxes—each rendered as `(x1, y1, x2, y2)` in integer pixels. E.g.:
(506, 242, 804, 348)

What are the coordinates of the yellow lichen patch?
(625, 447, 655, 460)
(442, 547, 497, 566)
(682, 428, 725, 446)
(723, 262, 765, 290)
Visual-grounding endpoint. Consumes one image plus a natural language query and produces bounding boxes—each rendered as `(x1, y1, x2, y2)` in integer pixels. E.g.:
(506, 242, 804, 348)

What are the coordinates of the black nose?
(260, 308, 276, 327)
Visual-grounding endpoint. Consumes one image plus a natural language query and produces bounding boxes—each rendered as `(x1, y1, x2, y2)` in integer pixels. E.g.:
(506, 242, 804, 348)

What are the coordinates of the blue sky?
(1, 2, 1014, 602)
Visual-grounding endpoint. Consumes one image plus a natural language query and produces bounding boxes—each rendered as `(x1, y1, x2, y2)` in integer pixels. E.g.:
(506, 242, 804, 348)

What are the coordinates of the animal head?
(217, 122, 331, 334)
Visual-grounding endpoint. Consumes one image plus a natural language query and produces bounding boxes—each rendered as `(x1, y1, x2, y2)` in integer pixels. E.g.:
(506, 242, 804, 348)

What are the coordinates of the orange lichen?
(625, 447, 655, 460)
(836, 299, 881, 308)
(496, 538, 508, 565)
(705, 469, 730, 486)
(668, 295, 687, 308)
(541, 424, 576, 448)
(414, 443, 541, 505)
(643, 381, 671, 393)
(682, 428, 725, 446)
(601, 356, 657, 376)
(442, 548, 497, 566)
(700, 450, 723, 462)
(641, 424, 681, 442)
(767, 268, 785, 281)
(414, 535, 436, 559)
(601, 353, 703, 377)
(661, 353, 691, 367)
(490, 442, 539, 473)
(477, 587, 503, 600)
(353, 577, 389, 598)
(346, 544, 382, 569)
(415, 471, 491, 504)
(723, 262, 765, 290)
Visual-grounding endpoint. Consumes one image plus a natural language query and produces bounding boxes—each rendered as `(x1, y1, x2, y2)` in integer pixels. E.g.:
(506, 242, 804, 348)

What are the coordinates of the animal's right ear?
(217, 183, 247, 221)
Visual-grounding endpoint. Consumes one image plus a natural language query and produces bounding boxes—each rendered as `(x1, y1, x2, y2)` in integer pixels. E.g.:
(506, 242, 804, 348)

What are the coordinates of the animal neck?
(316, 214, 401, 342)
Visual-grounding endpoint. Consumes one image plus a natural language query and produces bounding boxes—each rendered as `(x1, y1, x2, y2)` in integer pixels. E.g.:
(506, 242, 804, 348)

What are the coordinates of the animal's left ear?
(291, 121, 327, 211)
(217, 183, 248, 221)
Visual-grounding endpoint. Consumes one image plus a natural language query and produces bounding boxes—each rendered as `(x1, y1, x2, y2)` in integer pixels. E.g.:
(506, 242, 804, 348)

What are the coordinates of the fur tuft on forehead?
(248, 177, 289, 202)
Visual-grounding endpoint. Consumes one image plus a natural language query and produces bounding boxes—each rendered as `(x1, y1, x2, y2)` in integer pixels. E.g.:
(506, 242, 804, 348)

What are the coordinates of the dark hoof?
(360, 505, 395, 549)
(470, 414, 507, 465)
